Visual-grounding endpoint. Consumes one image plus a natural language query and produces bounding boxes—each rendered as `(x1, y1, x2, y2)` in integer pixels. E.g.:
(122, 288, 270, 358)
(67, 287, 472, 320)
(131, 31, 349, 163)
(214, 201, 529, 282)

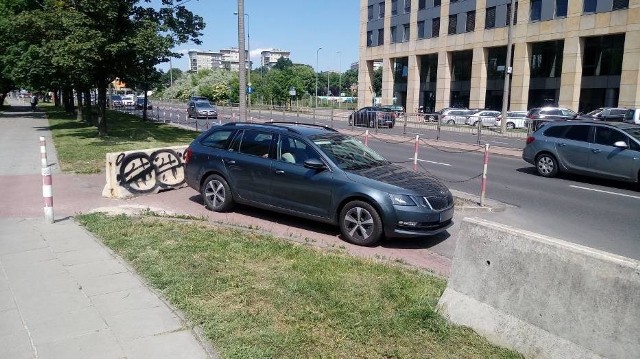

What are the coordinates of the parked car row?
(348, 107, 396, 128)
(527, 107, 640, 131)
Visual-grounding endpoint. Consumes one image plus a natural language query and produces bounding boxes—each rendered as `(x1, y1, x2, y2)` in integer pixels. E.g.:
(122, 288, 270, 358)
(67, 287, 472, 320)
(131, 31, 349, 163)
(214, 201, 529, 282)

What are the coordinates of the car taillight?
(525, 136, 535, 145)
(184, 147, 193, 164)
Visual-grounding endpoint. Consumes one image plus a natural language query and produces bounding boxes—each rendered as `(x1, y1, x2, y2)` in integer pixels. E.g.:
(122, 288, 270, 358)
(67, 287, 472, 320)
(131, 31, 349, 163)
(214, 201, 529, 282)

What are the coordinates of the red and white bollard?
(413, 135, 420, 171)
(364, 130, 369, 146)
(480, 143, 490, 207)
(40, 136, 54, 223)
(39, 136, 47, 168)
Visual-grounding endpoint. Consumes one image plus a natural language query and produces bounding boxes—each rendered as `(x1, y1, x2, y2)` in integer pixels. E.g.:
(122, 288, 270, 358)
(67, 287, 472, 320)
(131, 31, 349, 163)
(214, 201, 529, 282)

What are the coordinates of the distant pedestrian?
(30, 94, 38, 111)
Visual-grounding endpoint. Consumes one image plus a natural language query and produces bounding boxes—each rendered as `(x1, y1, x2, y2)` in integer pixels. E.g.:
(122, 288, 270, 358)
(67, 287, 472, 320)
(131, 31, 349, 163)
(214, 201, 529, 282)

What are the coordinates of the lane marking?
(569, 185, 640, 200)
(491, 141, 512, 145)
(409, 158, 452, 166)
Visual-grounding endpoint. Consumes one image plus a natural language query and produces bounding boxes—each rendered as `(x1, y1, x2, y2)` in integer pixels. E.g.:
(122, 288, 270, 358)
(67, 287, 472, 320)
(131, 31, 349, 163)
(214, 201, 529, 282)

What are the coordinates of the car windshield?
(195, 101, 213, 109)
(622, 127, 640, 142)
(111, 95, 122, 100)
(586, 109, 603, 116)
(312, 134, 389, 170)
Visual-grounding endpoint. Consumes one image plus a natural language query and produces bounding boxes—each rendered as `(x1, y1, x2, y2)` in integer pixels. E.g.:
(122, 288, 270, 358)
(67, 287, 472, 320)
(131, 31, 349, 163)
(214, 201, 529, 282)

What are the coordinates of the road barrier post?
(436, 114, 441, 141)
(480, 143, 490, 207)
(331, 108, 334, 127)
(414, 135, 419, 171)
(39, 136, 47, 168)
(271, 108, 274, 121)
(477, 117, 482, 145)
(39, 137, 53, 224)
(365, 130, 369, 146)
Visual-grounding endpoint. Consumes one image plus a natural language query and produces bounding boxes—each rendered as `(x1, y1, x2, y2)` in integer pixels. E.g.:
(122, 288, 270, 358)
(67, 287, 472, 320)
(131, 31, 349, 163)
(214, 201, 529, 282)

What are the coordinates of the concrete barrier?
(102, 146, 188, 199)
(437, 217, 640, 359)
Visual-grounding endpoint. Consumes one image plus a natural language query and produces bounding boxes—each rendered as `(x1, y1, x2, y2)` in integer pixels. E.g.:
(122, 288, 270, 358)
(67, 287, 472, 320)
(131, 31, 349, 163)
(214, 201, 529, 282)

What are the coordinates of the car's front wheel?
(368, 119, 375, 128)
(536, 153, 558, 178)
(506, 122, 515, 129)
(339, 200, 383, 246)
(201, 174, 234, 212)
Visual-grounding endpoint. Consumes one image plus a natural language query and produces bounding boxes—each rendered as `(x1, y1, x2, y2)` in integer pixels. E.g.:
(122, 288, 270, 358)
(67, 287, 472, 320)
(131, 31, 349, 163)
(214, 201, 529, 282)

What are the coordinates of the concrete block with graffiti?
(102, 146, 188, 199)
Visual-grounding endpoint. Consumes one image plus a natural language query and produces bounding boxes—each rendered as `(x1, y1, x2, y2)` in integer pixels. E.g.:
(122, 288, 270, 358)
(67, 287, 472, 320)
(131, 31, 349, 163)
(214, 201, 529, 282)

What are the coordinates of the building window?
(403, 24, 410, 42)
(404, 0, 411, 13)
(379, 2, 385, 18)
(418, 20, 426, 39)
(367, 31, 373, 47)
(485, 6, 496, 29)
(506, 2, 518, 25)
(377, 28, 384, 45)
(418, 0, 426, 10)
(432, 17, 440, 37)
(434, 0, 441, 6)
(530, 41, 564, 79)
(368, 5, 374, 20)
(390, 26, 398, 43)
(531, 0, 542, 21)
(583, 0, 597, 13)
(448, 14, 457, 35)
(466, 11, 475, 32)
(582, 34, 625, 76)
(392, 0, 398, 15)
(556, 0, 568, 17)
(612, 0, 628, 10)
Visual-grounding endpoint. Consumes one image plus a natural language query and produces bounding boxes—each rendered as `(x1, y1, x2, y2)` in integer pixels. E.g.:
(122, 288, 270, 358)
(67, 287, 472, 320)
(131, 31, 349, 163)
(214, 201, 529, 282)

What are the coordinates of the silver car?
(440, 109, 474, 125)
(465, 110, 502, 127)
(522, 121, 640, 184)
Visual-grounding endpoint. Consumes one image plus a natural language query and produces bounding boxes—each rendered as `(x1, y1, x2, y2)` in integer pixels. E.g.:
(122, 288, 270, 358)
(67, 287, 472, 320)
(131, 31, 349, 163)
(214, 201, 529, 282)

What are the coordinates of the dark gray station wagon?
(522, 121, 640, 184)
(184, 122, 454, 246)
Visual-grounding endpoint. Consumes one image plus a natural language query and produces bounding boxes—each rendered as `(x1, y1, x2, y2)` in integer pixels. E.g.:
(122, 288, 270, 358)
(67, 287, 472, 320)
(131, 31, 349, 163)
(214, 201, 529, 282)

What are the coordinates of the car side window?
(200, 130, 234, 149)
(278, 135, 318, 165)
(230, 129, 274, 158)
(594, 127, 628, 147)
(563, 125, 590, 142)
(543, 125, 567, 138)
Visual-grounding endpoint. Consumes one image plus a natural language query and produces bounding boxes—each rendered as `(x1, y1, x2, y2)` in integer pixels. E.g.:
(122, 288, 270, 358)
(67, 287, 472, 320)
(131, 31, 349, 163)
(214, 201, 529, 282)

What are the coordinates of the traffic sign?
(246, 86, 254, 94)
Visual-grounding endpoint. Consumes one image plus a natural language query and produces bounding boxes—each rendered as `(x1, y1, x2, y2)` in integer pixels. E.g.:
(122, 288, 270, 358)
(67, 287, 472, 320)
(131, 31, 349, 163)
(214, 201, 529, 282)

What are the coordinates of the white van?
(122, 94, 136, 106)
(624, 108, 640, 125)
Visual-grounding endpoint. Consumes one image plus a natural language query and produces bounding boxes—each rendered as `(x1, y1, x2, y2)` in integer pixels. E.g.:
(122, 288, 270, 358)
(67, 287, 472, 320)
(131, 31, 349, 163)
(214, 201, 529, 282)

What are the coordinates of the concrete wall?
(438, 217, 640, 359)
(102, 146, 188, 199)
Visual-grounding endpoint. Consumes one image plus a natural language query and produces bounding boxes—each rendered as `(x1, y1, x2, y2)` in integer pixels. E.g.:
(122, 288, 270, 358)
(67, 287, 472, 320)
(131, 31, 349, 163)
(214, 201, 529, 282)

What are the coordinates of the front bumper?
(385, 205, 455, 238)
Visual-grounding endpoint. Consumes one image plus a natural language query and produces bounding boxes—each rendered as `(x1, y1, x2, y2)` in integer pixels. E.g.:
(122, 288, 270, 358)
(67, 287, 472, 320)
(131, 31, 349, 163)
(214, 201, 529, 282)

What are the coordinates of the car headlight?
(389, 194, 416, 206)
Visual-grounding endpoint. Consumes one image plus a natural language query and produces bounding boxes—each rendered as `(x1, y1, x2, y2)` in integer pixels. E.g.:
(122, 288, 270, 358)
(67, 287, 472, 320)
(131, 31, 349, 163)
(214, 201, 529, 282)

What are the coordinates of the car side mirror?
(303, 158, 327, 171)
(613, 141, 628, 149)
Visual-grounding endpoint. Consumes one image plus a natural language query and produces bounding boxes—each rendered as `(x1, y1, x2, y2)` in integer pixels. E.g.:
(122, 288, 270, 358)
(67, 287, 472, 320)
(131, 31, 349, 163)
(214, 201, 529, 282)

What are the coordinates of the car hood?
(344, 163, 450, 197)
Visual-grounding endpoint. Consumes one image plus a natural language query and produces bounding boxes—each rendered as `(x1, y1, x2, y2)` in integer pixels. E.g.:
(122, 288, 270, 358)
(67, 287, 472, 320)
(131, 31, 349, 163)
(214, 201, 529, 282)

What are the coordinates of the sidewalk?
(0, 101, 217, 359)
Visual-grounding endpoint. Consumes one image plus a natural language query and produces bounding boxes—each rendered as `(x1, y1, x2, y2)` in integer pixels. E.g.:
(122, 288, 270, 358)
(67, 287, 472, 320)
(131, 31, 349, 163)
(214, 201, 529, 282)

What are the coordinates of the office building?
(358, 0, 639, 113)
(188, 48, 250, 72)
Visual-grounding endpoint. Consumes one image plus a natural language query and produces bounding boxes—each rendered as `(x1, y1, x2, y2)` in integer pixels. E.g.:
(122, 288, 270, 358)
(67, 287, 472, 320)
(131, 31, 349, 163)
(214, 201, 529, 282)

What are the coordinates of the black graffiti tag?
(116, 149, 185, 194)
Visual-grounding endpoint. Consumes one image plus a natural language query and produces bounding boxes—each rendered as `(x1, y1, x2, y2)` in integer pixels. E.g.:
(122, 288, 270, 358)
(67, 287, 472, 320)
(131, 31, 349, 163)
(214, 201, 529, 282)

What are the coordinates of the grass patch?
(41, 105, 199, 173)
(77, 213, 522, 359)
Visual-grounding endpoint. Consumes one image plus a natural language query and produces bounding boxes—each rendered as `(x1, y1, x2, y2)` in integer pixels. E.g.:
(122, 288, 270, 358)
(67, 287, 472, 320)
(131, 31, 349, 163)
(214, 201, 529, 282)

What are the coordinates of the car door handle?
(558, 143, 567, 147)
(591, 149, 601, 154)
(224, 159, 236, 165)
(275, 170, 285, 175)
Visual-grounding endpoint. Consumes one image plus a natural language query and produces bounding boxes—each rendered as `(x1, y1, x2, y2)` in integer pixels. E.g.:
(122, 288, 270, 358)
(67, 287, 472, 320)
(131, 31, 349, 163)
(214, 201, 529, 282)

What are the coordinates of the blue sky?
(160, 0, 361, 73)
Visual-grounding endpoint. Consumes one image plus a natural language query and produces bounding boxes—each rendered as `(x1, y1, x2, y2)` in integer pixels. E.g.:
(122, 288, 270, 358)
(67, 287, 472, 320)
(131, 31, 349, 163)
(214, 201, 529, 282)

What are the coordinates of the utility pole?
(500, 0, 516, 134)
(237, 0, 247, 121)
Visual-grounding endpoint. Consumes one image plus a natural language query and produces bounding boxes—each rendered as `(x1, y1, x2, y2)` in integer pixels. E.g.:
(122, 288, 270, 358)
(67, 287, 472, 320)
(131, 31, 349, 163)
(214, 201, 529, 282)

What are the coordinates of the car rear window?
(200, 130, 234, 149)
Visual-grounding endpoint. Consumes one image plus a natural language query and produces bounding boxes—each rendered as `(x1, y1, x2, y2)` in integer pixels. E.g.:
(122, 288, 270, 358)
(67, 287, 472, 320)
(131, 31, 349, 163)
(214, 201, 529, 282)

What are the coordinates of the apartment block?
(261, 49, 291, 68)
(188, 48, 250, 72)
(359, 0, 640, 113)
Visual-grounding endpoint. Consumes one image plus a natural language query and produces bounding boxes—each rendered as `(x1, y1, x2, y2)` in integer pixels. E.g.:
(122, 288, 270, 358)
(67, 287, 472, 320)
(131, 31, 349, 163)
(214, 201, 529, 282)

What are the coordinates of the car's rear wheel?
(201, 174, 234, 212)
(339, 200, 383, 246)
(368, 119, 375, 128)
(536, 153, 558, 178)
(473, 121, 479, 127)
(446, 120, 455, 125)
(506, 122, 515, 129)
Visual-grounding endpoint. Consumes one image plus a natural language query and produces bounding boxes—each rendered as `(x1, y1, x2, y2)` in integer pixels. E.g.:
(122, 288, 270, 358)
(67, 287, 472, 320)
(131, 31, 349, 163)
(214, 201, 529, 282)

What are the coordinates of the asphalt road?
(128, 103, 640, 261)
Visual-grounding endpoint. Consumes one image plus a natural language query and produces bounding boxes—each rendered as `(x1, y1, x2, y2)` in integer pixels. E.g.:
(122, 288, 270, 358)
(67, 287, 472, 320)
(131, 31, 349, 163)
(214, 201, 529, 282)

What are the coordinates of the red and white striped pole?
(365, 130, 369, 146)
(39, 136, 47, 168)
(40, 136, 54, 223)
(480, 143, 490, 207)
(413, 135, 420, 171)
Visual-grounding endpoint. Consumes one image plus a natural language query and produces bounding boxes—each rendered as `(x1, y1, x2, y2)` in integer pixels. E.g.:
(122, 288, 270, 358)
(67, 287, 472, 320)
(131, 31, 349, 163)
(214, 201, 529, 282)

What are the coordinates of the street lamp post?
(337, 51, 342, 108)
(500, 0, 515, 134)
(235, 11, 251, 116)
(315, 47, 322, 108)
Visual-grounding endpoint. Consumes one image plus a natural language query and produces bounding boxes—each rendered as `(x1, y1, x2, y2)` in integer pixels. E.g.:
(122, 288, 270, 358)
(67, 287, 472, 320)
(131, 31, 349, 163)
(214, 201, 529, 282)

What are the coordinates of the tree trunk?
(97, 86, 108, 136)
(53, 89, 60, 107)
(76, 90, 83, 121)
(142, 86, 148, 121)
(84, 89, 93, 124)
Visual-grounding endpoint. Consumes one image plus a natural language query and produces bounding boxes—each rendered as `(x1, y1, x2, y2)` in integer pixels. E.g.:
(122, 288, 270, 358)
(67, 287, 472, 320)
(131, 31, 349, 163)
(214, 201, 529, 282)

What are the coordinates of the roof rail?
(220, 121, 339, 133)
